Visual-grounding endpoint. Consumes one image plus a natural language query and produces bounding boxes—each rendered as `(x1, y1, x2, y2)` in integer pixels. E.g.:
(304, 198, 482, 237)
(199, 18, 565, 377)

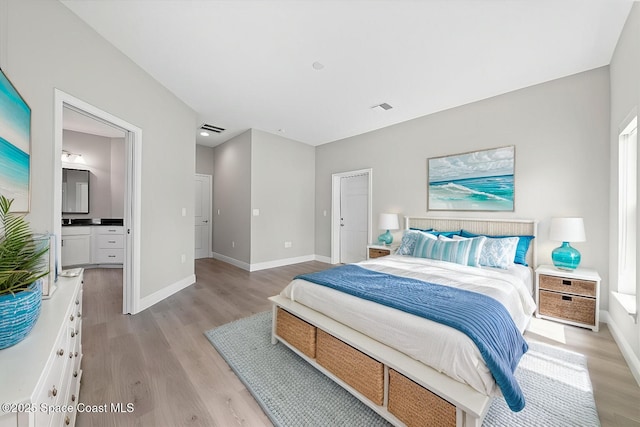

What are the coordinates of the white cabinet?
(61, 227, 91, 267)
(92, 226, 124, 265)
(61, 226, 124, 267)
(0, 272, 83, 427)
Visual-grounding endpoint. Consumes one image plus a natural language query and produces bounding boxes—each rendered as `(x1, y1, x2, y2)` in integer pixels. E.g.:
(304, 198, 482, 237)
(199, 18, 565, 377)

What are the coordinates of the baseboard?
(250, 255, 316, 272)
(212, 253, 332, 272)
(314, 254, 331, 264)
(604, 310, 640, 386)
(138, 274, 196, 312)
(212, 252, 251, 271)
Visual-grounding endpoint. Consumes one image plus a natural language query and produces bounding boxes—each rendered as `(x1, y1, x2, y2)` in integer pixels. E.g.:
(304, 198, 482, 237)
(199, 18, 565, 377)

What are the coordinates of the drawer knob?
(562, 279, 572, 286)
(562, 295, 573, 301)
(75, 300, 80, 305)
(52, 386, 58, 397)
(75, 351, 78, 357)
(65, 415, 70, 425)
(70, 314, 74, 322)
(71, 331, 75, 338)
(73, 371, 78, 378)
(57, 348, 64, 356)
(78, 312, 82, 318)
(71, 394, 76, 402)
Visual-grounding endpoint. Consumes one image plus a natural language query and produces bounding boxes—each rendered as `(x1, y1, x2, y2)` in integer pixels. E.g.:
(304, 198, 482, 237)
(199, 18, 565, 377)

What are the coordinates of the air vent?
(200, 123, 225, 133)
(371, 103, 393, 111)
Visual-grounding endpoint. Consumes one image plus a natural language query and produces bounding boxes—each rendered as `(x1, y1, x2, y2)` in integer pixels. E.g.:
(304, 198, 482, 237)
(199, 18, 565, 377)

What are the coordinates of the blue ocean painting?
(0, 69, 30, 212)
(428, 146, 514, 211)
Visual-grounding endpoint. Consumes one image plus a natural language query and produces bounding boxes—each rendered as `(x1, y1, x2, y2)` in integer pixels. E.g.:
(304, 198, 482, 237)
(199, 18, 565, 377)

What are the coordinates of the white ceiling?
(60, 1, 633, 148)
(63, 107, 126, 138)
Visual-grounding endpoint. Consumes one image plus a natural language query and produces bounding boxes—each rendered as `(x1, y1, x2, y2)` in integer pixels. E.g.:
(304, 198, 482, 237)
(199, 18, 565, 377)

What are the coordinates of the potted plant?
(0, 195, 49, 349)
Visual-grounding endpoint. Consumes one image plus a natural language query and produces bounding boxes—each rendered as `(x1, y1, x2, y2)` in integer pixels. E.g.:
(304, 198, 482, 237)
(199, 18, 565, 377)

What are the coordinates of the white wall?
(213, 131, 252, 265)
(609, 3, 640, 381)
(110, 137, 125, 218)
(316, 67, 610, 301)
(251, 129, 315, 265)
(2, 0, 197, 301)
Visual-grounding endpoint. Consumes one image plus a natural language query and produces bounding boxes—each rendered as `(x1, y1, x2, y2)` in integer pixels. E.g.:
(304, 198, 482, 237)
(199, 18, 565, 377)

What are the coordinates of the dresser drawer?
(95, 249, 124, 264)
(539, 290, 596, 326)
(539, 274, 596, 297)
(368, 248, 391, 258)
(97, 234, 124, 249)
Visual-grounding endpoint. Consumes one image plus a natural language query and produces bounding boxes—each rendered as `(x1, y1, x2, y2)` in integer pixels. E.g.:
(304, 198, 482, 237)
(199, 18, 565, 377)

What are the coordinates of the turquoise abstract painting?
(0, 69, 30, 212)
(428, 146, 514, 211)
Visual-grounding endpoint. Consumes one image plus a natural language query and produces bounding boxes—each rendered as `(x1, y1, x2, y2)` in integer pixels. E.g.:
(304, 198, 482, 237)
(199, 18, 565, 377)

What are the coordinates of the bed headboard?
(405, 216, 538, 268)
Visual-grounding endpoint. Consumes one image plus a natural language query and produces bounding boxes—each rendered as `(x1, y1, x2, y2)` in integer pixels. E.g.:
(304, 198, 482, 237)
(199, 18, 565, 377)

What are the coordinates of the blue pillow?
(412, 233, 485, 267)
(396, 229, 436, 256)
(430, 230, 461, 238)
(460, 229, 534, 266)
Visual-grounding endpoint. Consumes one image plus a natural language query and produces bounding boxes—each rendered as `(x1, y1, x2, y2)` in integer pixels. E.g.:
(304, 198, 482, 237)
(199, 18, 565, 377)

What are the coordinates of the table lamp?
(549, 217, 586, 270)
(378, 213, 399, 245)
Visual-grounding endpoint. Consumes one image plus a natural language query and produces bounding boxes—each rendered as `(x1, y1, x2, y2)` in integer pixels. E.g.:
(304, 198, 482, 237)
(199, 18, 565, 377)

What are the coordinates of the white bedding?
(280, 254, 536, 397)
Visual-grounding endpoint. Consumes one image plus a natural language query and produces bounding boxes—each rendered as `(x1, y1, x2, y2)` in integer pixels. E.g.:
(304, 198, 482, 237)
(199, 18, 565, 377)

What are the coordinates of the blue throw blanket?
(295, 264, 528, 411)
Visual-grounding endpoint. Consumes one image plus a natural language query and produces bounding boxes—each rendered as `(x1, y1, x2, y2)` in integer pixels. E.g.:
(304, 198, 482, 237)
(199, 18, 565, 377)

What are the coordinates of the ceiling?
(63, 107, 126, 139)
(60, 1, 633, 148)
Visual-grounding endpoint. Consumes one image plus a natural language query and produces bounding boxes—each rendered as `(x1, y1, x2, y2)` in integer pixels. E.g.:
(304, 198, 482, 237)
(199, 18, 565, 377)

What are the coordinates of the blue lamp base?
(552, 242, 581, 270)
(378, 230, 393, 245)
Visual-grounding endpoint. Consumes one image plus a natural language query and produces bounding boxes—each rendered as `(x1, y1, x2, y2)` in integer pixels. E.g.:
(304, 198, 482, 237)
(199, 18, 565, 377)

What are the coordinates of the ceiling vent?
(200, 123, 225, 134)
(371, 103, 393, 111)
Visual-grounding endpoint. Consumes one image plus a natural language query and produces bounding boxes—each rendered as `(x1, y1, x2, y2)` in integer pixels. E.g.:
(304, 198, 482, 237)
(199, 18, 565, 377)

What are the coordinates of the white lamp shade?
(549, 217, 586, 242)
(378, 213, 399, 230)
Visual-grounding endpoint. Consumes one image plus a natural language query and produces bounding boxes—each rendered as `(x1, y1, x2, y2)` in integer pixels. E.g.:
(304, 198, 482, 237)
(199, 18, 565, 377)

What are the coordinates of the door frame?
(331, 168, 372, 264)
(195, 173, 213, 259)
(54, 89, 142, 314)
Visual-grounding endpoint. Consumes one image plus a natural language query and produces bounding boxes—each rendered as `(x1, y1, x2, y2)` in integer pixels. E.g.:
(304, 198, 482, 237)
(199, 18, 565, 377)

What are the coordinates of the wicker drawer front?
(539, 274, 596, 297)
(539, 290, 596, 325)
(369, 248, 390, 258)
(388, 369, 456, 427)
(316, 329, 384, 405)
(276, 308, 316, 358)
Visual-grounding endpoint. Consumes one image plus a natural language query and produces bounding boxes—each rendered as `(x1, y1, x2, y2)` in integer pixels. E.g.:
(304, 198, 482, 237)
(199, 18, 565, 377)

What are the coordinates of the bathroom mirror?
(62, 168, 90, 214)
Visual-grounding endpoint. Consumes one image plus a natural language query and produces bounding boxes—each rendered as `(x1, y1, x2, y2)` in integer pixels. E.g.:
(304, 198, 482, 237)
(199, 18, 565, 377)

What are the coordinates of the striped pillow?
(413, 234, 486, 267)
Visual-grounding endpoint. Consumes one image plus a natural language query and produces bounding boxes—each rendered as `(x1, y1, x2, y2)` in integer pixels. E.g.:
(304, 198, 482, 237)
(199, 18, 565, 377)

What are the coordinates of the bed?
(269, 217, 538, 427)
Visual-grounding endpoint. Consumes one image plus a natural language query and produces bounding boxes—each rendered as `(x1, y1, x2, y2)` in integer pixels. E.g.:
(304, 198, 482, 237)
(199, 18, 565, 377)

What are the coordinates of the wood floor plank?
(76, 259, 640, 427)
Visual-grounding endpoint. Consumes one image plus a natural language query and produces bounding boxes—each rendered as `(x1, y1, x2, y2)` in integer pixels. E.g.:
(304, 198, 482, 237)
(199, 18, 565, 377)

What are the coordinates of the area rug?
(204, 311, 600, 427)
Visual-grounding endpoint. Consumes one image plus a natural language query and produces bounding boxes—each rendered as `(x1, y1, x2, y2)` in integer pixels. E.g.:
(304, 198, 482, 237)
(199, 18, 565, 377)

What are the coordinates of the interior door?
(195, 174, 212, 259)
(340, 174, 369, 264)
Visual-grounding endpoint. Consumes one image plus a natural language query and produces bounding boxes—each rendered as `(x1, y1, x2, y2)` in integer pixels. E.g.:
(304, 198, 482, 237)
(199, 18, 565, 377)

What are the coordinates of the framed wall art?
(427, 145, 515, 211)
(0, 68, 31, 212)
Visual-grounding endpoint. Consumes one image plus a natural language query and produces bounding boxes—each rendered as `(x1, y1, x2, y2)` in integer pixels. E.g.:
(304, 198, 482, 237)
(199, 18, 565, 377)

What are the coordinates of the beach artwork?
(428, 146, 514, 211)
(0, 69, 31, 212)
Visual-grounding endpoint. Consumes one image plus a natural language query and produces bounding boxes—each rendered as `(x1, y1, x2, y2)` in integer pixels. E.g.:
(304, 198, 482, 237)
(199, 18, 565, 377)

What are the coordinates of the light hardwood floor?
(76, 259, 640, 427)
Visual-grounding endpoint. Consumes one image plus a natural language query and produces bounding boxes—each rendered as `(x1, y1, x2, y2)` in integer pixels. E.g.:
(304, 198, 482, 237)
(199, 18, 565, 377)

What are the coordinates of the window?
(618, 116, 637, 298)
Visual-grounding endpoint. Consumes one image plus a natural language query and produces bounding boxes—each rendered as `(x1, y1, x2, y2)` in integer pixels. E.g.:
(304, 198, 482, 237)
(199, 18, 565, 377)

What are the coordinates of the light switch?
(253, 209, 260, 216)
(181, 208, 187, 217)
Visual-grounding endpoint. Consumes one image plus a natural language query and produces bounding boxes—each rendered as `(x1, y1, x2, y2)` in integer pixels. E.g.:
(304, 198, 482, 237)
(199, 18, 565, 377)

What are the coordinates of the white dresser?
(0, 272, 84, 427)
(61, 225, 124, 267)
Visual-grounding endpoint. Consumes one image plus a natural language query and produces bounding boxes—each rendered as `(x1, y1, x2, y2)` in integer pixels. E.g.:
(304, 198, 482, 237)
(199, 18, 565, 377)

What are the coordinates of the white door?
(340, 174, 369, 264)
(195, 174, 212, 259)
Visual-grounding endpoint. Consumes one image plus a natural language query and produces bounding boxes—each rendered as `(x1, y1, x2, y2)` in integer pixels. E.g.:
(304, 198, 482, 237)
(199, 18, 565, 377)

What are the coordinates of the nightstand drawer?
(539, 274, 596, 297)
(539, 290, 596, 326)
(369, 248, 391, 258)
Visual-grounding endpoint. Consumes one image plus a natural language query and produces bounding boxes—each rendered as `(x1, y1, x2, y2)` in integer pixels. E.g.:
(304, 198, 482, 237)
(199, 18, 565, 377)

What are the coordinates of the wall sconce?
(61, 150, 85, 164)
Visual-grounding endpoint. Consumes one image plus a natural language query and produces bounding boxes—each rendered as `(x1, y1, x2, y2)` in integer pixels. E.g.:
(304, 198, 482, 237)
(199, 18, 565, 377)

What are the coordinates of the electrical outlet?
(284, 241, 292, 248)
(181, 254, 186, 263)
(232, 241, 235, 248)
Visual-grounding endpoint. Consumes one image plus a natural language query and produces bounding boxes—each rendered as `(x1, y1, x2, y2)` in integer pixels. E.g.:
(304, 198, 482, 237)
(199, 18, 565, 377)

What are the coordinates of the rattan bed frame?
(269, 216, 538, 427)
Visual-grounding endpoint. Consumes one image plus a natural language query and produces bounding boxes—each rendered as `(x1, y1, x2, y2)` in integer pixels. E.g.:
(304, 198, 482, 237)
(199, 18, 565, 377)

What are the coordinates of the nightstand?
(367, 244, 398, 259)
(535, 265, 601, 331)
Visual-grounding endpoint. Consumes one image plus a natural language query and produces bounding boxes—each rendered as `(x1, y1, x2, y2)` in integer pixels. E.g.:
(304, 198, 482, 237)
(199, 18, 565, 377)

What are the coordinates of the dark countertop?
(62, 218, 123, 226)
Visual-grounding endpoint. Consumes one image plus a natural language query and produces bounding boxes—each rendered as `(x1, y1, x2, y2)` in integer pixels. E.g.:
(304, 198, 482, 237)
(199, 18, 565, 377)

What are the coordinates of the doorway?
(194, 174, 212, 259)
(331, 169, 372, 264)
(54, 89, 142, 314)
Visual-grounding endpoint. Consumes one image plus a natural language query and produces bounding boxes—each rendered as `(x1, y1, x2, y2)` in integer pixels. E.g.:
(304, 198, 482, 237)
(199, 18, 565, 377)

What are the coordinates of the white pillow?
(395, 229, 436, 256)
(478, 236, 519, 269)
